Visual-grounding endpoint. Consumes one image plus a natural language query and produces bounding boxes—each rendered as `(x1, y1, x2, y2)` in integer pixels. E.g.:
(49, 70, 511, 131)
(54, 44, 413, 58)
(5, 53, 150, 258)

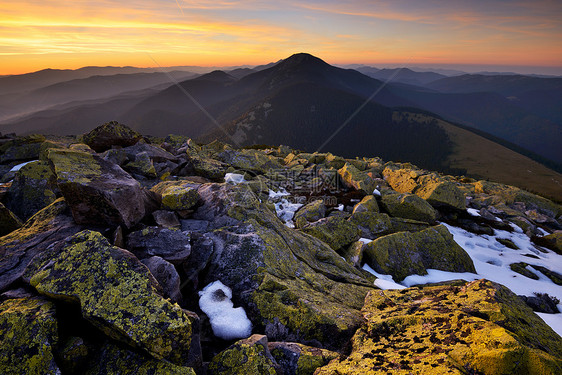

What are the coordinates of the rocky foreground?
(1, 121, 561, 374)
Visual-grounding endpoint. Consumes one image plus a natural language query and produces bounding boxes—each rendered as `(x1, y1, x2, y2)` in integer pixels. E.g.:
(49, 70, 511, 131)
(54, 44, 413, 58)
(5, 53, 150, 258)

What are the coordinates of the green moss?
(28, 230, 197, 366)
(294, 200, 326, 228)
(380, 190, 437, 223)
(208, 337, 277, 375)
(509, 262, 539, 280)
(124, 151, 157, 178)
(301, 216, 361, 251)
(0, 297, 60, 374)
(364, 224, 476, 281)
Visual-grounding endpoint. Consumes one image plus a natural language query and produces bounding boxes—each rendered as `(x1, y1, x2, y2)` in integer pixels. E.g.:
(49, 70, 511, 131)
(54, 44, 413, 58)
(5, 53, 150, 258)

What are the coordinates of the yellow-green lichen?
(28, 230, 196, 366)
(0, 297, 60, 374)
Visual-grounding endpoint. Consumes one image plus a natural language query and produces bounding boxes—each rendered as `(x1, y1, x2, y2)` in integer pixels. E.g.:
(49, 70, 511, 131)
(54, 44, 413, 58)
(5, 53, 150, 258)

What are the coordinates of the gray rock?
(142, 256, 182, 303)
(126, 227, 191, 264)
(153, 210, 181, 229)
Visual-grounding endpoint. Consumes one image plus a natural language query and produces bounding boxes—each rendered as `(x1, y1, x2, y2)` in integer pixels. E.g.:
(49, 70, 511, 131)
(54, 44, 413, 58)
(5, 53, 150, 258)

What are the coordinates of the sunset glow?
(1, 0, 561, 74)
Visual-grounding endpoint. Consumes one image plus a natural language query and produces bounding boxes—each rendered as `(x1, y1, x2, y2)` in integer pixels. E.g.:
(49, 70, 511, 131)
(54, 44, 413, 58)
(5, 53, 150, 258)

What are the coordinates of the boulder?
(123, 151, 157, 178)
(316, 280, 562, 374)
(352, 195, 379, 214)
(82, 121, 142, 152)
(151, 181, 200, 211)
(349, 211, 393, 239)
(123, 142, 178, 163)
(47, 149, 154, 228)
(0, 297, 60, 374)
(363, 224, 476, 281)
(341, 241, 365, 267)
(294, 199, 326, 228)
(152, 210, 181, 229)
(268, 342, 339, 375)
(27, 230, 200, 366)
(301, 216, 361, 251)
(0, 134, 48, 163)
(126, 226, 191, 264)
(0, 202, 22, 236)
(416, 174, 466, 210)
(383, 166, 465, 210)
(0, 198, 81, 292)
(193, 183, 374, 349)
(141, 256, 183, 303)
(338, 162, 375, 194)
(216, 149, 283, 174)
(4, 160, 58, 221)
(533, 231, 562, 255)
(85, 342, 196, 375)
(389, 217, 430, 232)
(380, 189, 437, 223)
(207, 334, 279, 375)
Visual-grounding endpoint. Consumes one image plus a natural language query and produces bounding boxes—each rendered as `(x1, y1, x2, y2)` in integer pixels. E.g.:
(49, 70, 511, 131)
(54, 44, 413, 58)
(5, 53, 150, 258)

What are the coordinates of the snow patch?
(198, 281, 252, 340)
(363, 264, 406, 290)
(467, 208, 481, 217)
(224, 173, 246, 185)
(9, 160, 36, 172)
(268, 189, 302, 227)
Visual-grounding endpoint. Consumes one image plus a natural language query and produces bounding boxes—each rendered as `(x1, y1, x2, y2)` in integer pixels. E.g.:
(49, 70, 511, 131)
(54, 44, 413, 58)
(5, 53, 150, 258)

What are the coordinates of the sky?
(1, 0, 561, 75)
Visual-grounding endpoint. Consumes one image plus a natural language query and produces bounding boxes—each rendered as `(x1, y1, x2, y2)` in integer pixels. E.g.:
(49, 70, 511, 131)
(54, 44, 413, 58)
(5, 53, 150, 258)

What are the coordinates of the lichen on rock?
(0, 297, 60, 374)
(316, 279, 562, 374)
(28, 230, 199, 366)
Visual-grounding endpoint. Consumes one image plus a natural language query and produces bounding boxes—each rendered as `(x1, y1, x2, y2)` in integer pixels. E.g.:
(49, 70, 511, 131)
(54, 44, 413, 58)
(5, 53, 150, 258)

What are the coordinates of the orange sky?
(1, 0, 561, 75)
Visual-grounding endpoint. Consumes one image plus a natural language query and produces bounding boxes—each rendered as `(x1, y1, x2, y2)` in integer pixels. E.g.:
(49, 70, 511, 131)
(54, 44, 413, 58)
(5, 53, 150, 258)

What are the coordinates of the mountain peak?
(193, 70, 235, 83)
(281, 53, 329, 68)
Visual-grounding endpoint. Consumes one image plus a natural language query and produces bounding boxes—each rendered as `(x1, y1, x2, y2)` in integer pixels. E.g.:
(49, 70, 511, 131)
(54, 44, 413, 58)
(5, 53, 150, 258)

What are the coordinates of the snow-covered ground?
(363, 222, 562, 337)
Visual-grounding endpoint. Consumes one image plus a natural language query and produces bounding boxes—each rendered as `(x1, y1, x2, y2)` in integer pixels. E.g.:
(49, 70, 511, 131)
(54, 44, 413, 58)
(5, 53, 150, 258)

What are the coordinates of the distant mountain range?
(1, 53, 561, 192)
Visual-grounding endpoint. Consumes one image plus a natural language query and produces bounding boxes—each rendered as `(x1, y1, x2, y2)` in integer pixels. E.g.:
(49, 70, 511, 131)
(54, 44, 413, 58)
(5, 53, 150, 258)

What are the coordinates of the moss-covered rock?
(0, 134, 45, 163)
(389, 217, 430, 233)
(123, 151, 157, 178)
(416, 174, 466, 210)
(85, 342, 196, 375)
(533, 231, 562, 255)
(301, 216, 361, 251)
(0, 202, 22, 236)
(82, 121, 143, 152)
(216, 149, 283, 174)
(341, 241, 365, 268)
(352, 195, 379, 214)
(27, 230, 199, 366)
(383, 165, 465, 210)
(193, 183, 374, 349)
(208, 334, 278, 375)
(380, 189, 437, 223)
(0, 198, 81, 292)
(338, 162, 376, 194)
(316, 280, 562, 374)
(47, 148, 152, 228)
(509, 262, 539, 280)
(190, 153, 228, 180)
(349, 212, 393, 239)
(294, 199, 326, 228)
(363, 224, 476, 281)
(0, 297, 60, 374)
(4, 160, 58, 221)
(151, 181, 200, 211)
(474, 180, 561, 218)
(268, 341, 339, 375)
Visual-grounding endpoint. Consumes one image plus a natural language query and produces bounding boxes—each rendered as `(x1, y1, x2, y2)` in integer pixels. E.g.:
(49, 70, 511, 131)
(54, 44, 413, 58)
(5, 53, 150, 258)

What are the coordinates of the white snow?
(362, 264, 406, 289)
(337, 204, 344, 211)
(360, 221, 562, 336)
(268, 189, 303, 227)
(466, 208, 481, 217)
(224, 173, 246, 185)
(9, 160, 36, 172)
(373, 189, 381, 197)
(198, 281, 252, 340)
(358, 238, 372, 244)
